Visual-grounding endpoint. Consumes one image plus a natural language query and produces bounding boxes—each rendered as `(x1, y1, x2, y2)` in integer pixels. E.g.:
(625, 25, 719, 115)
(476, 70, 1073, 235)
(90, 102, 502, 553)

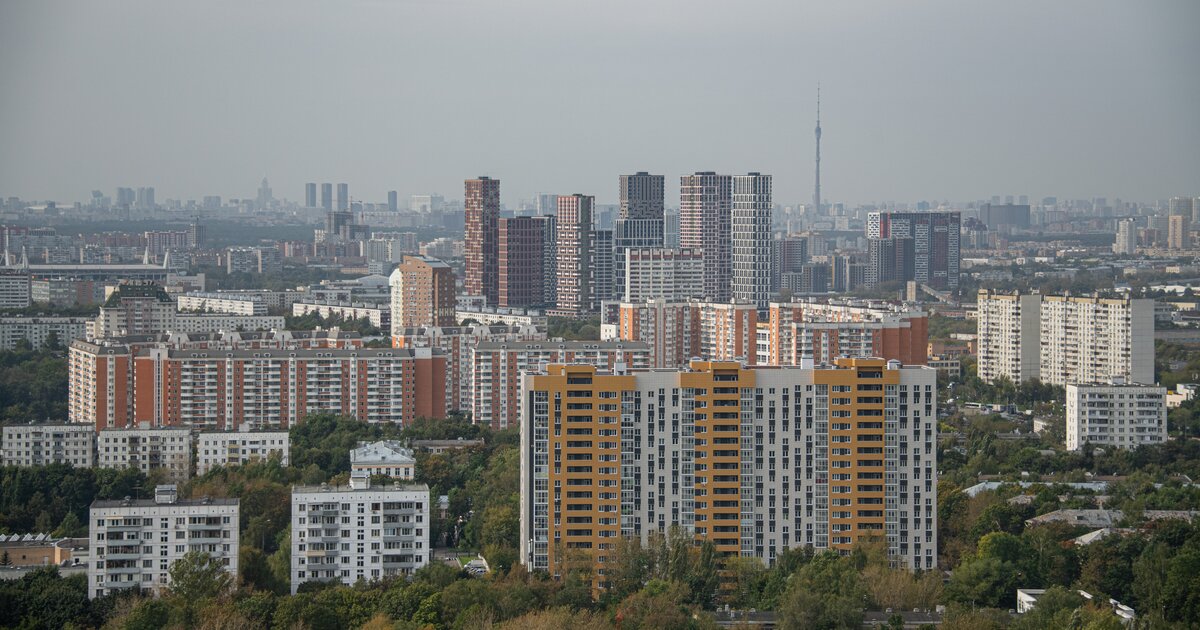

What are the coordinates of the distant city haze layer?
(0, 0, 1197, 206)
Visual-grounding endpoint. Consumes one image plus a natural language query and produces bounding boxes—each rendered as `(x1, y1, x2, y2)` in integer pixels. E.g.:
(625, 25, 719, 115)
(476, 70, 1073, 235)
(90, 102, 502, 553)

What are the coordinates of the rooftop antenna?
(813, 83, 822, 215)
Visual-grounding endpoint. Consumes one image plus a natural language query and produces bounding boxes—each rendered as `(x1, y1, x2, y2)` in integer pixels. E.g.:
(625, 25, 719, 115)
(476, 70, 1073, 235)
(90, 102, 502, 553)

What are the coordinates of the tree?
(168, 551, 233, 600)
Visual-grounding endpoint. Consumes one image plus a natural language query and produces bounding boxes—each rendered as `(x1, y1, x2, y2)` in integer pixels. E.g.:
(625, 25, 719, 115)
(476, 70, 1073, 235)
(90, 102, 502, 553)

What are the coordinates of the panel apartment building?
(1, 423, 95, 467)
(519, 358, 938, 590)
(70, 331, 447, 430)
(1066, 383, 1167, 451)
(976, 291, 1154, 386)
(88, 485, 239, 599)
(290, 475, 430, 593)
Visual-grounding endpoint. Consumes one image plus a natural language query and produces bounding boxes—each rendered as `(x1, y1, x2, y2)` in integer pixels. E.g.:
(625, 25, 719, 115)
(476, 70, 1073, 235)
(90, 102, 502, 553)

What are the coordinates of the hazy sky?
(1, 0, 1197, 208)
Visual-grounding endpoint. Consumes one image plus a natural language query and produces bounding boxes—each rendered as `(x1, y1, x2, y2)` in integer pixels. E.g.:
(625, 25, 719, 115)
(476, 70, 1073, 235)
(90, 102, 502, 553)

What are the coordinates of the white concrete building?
(177, 292, 268, 316)
(976, 291, 1154, 387)
(350, 440, 416, 479)
(1, 423, 95, 468)
(453, 306, 547, 328)
(292, 300, 389, 330)
(976, 291, 1042, 383)
(0, 316, 90, 350)
(0, 269, 32, 308)
(173, 313, 285, 334)
(731, 173, 773, 311)
(97, 426, 192, 480)
(1066, 382, 1167, 451)
(88, 485, 239, 599)
(1113, 218, 1138, 255)
(290, 475, 430, 593)
(196, 428, 290, 474)
(621, 248, 704, 303)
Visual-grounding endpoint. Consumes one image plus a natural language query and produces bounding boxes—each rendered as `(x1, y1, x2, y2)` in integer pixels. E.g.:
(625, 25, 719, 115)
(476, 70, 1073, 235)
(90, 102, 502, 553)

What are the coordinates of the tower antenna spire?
(813, 83, 822, 214)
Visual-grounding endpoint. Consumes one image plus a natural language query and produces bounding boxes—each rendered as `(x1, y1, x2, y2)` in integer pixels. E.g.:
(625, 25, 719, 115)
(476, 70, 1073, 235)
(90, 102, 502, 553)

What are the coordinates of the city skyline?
(1, 1, 1198, 206)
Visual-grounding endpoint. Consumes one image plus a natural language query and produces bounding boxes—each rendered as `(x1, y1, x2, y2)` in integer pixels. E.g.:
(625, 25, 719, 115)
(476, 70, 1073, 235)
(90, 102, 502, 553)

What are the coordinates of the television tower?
(813, 84, 822, 214)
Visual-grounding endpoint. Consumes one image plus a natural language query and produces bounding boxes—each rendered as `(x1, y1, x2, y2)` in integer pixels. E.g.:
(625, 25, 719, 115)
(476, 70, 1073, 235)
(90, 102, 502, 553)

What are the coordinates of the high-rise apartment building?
(552, 194, 594, 317)
(389, 255, 456, 331)
(464, 177, 501, 304)
(622, 248, 704, 303)
(1168, 215, 1188, 250)
(305, 183, 318, 208)
(976, 291, 1154, 387)
(615, 299, 698, 368)
(1113, 218, 1138, 255)
(498, 217, 546, 308)
(89, 485, 239, 599)
(1040, 294, 1154, 387)
(388, 190, 398, 212)
(697, 302, 759, 364)
(975, 291, 1043, 384)
(1066, 383, 1167, 451)
(93, 283, 177, 339)
(865, 212, 960, 290)
(590, 228, 614, 310)
(731, 173, 773, 310)
(321, 183, 333, 211)
(614, 173, 666, 300)
(540, 215, 558, 307)
(471, 340, 650, 429)
(680, 172, 733, 301)
(518, 358, 938, 589)
(290, 476, 430, 593)
(336, 183, 349, 211)
(764, 300, 928, 367)
(771, 237, 808, 294)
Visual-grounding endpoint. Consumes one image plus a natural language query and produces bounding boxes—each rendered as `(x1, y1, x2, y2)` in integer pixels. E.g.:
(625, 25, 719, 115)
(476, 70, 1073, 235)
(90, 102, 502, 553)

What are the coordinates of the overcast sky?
(1, 0, 1197, 208)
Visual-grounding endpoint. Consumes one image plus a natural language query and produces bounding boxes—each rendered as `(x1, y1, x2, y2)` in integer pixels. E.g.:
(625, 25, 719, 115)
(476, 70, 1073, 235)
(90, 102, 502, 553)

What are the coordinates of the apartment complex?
(615, 300, 700, 369)
(730, 173, 773, 311)
(290, 476, 430, 593)
(464, 177, 501, 304)
(613, 172, 666, 301)
(88, 485, 239, 599)
(388, 255, 456, 330)
(471, 340, 651, 429)
(763, 300, 929, 368)
(196, 428, 290, 474)
(293, 300, 390, 330)
(70, 332, 446, 430)
(865, 211, 960, 290)
(679, 172, 733, 302)
(976, 291, 1154, 387)
(518, 359, 938, 590)
(1066, 383, 1167, 451)
(1, 423, 95, 468)
(392, 324, 546, 413)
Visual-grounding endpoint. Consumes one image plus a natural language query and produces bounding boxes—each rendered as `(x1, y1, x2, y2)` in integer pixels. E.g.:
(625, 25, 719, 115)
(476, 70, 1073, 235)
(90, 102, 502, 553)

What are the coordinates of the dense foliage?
(0, 344, 70, 424)
(0, 465, 148, 536)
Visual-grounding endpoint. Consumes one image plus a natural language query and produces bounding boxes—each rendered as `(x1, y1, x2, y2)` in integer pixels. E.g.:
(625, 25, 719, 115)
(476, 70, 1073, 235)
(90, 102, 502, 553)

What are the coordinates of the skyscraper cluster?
(464, 172, 774, 318)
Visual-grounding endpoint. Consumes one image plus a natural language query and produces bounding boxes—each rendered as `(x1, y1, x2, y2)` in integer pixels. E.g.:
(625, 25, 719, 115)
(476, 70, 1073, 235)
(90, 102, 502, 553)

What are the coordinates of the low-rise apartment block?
(1, 423, 95, 467)
(351, 440, 416, 479)
(88, 485, 239, 598)
(196, 428, 290, 474)
(0, 316, 90, 350)
(97, 426, 193, 480)
(290, 475, 430, 593)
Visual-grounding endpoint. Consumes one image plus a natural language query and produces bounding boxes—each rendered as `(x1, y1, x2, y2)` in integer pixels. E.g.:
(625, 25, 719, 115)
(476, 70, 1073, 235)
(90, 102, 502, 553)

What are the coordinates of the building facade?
(388, 255, 456, 331)
(0, 315, 89, 350)
(498, 217, 546, 308)
(471, 340, 651, 429)
(1, 423, 95, 468)
(196, 429, 290, 474)
(865, 211, 960, 290)
(89, 486, 239, 598)
(679, 172, 732, 302)
(96, 427, 193, 480)
(552, 194, 594, 317)
(731, 173, 773, 311)
(518, 358, 938, 590)
(976, 290, 1043, 383)
(464, 177, 500, 304)
(622, 248, 704, 304)
(351, 440, 416, 479)
(290, 477, 430, 593)
(1066, 383, 1167, 451)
